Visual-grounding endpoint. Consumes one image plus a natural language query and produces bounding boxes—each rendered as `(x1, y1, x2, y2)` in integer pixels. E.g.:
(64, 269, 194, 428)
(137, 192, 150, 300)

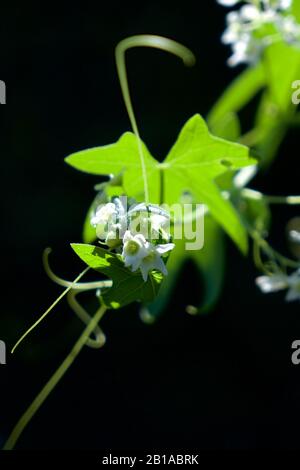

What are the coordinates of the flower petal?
(256, 275, 288, 293)
(155, 243, 175, 255)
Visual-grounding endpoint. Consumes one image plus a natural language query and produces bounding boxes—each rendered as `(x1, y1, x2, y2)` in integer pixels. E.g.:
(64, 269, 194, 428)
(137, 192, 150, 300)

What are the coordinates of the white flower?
(221, 6, 265, 66)
(91, 203, 116, 229)
(122, 231, 149, 272)
(217, 0, 240, 6)
(138, 213, 171, 241)
(289, 230, 300, 243)
(91, 202, 118, 241)
(122, 230, 175, 282)
(139, 243, 175, 282)
(277, 15, 300, 43)
(285, 269, 300, 301)
(127, 203, 172, 242)
(150, 214, 169, 232)
(272, 0, 292, 10)
(256, 269, 300, 302)
(227, 32, 263, 66)
(218, 0, 292, 12)
(256, 273, 288, 293)
(240, 5, 261, 22)
(91, 198, 128, 245)
(218, 0, 299, 66)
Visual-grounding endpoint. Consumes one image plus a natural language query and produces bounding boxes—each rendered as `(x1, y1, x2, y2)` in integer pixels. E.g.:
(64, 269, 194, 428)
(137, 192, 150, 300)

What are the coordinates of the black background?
(1, 0, 300, 450)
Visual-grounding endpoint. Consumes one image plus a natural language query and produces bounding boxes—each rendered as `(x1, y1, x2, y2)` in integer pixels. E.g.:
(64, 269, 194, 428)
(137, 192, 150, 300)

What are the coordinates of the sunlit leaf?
(71, 243, 163, 309)
(208, 64, 265, 125)
(67, 114, 255, 253)
(66, 133, 160, 202)
(163, 114, 255, 254)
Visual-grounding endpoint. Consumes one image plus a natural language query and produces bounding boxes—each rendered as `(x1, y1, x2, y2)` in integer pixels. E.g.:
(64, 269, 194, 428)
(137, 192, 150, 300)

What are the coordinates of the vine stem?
(115, 35, 195, 204)
(3, 304, 107, 450)
(43, 247, 112, 291)
(11, 264, 90, 354)
(67, 289, 106, 349)
(242, 188, 300, 205)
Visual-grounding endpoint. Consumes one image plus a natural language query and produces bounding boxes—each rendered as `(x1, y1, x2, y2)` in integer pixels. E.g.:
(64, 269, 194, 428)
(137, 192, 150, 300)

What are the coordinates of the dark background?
(1, 0, 300, 450)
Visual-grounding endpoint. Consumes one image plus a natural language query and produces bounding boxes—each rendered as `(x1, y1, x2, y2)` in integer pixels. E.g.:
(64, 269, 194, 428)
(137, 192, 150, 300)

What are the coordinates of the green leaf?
(66, 114, 255, 253)
(163, 114, 256, 254)
(248, 41, 300, 168)
(292, 0, 300, 22)
(190, 215, 225, 313)
(66, 133, 160, 202)
(209, 112, 241, 141)
(254, 91, 287, 168)
(264, 41, 300, 113)
(71, 243, 163, 309)
(82, 187, 106, 244)
(208, 64, 265, 125)
(140, 216, 225, 320)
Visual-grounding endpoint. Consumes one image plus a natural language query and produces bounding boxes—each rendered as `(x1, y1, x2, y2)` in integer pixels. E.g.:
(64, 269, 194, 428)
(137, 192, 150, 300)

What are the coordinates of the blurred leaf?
(83, 187, 106, 244)
(209, 112, 241, 141)
(190, 216, 225, 313)
(248, 41, 300, 167)
(254, 92, 287, 167)
(264, 41, 300, 113)
(71, 244, 163, 309)
(208, 64, 265, 125)
(292, 0, 300, 22)
(140, 216, 225, 320)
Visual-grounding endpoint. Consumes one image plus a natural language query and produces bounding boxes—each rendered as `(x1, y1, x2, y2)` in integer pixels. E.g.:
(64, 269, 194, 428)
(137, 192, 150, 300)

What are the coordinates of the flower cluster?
(256, 268, 300, 302)
(217, 0, 300, 66)
(91, 197, 175, 282)
(91, 198, 127, 248)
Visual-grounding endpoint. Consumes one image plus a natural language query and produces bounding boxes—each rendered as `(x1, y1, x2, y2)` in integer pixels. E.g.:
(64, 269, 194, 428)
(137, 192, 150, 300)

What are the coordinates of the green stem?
(43, 248, 112, 290)
(3, 304, 107, 450)
(11, 266, 90, 354)
(249, 227, 300, 269)
(242, 188, 300, 205)
(264, 196, 300, 205)
(115, 35, 195, 204)
(67, 289, 106, 349)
